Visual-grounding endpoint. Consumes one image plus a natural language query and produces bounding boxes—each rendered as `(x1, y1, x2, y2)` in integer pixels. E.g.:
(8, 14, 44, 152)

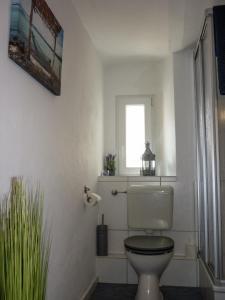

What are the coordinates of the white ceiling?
(72, 0, 213, 62)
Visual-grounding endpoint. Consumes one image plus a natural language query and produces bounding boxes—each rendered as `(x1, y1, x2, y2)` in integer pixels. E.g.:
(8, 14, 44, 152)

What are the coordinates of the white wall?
(103, 59, 176, 176)
(173, 47, 196, 205)
(0, 1, 103, 299)
(173, 46, 197, 274)
(159, 57, 176, 175)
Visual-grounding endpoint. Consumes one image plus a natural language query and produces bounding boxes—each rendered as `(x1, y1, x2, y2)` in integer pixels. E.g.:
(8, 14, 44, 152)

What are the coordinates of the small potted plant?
(104, 154, 116, 176)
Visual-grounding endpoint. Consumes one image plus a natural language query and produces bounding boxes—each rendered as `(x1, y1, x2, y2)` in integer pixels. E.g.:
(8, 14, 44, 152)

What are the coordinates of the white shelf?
(96, 253, 196, 261)
(98, 176, 176, 182)
(96, 253, 127, 259)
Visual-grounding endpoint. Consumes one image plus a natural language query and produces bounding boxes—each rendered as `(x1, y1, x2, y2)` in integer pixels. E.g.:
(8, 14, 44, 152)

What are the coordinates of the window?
(116, 95, 152, 175)
(126, 105, 145, 168)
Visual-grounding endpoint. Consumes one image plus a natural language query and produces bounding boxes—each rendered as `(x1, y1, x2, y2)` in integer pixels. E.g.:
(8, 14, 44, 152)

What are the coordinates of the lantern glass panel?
(141, 142, 156, 176)
(144, 161, 150, 169)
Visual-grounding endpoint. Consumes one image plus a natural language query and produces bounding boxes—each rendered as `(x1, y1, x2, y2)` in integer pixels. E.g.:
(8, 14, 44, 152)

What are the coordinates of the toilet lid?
(124, 236, 174, 253)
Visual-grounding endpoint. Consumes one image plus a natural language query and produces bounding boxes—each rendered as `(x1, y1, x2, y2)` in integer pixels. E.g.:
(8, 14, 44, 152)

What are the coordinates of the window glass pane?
(126, 105, 145, 168)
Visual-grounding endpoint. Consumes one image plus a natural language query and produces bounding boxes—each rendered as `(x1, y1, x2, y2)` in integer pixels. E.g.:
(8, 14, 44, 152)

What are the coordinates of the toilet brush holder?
(96, 214, 108, 256)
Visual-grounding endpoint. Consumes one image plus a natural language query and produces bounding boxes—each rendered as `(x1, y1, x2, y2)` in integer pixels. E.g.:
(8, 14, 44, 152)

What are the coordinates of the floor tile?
(90, 283, 202, 300)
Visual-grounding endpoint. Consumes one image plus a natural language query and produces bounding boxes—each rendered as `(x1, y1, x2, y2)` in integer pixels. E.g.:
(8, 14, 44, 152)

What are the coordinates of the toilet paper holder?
(84, 185, 92, 203)
(83, 186, 102, 206)
(84, 185, 90, 194)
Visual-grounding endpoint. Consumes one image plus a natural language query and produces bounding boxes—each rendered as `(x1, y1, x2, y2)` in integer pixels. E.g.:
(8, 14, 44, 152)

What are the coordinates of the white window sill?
(98, 176, 176, 182)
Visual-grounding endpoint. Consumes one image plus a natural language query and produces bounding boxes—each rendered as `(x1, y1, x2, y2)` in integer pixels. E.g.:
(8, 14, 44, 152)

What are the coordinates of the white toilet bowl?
(125, 235, 174, 300)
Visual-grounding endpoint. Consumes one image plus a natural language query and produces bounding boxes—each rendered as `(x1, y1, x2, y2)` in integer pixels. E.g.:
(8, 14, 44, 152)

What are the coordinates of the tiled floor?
(90, 283, 202, 300)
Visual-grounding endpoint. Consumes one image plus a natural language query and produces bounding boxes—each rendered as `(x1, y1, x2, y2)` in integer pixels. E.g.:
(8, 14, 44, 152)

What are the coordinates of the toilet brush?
(96, 214, 108, 256)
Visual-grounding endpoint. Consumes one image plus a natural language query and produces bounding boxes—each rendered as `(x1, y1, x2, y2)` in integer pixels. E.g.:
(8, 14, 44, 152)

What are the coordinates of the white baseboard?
(80, 277, 98, 300)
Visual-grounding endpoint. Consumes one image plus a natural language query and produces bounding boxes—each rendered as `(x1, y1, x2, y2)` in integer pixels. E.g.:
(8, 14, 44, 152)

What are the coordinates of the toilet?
(124, 185, 174, 300)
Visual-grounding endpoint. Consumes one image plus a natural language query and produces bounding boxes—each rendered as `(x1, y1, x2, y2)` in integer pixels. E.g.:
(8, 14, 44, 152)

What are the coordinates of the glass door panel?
(195, 43, 208, 262)
(195, 12, 223, 281)
(202, 16, 220, 278)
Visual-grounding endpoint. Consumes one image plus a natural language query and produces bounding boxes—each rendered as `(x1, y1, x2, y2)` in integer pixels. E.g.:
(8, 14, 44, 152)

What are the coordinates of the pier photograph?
(9, 0, 64, 95)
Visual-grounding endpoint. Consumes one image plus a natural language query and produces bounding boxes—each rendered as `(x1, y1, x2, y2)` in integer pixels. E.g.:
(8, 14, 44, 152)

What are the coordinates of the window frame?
(116, 95, 152, 175)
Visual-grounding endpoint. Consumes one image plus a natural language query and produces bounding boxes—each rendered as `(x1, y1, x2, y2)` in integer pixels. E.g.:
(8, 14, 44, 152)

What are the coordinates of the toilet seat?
(124, 236, 174, 255)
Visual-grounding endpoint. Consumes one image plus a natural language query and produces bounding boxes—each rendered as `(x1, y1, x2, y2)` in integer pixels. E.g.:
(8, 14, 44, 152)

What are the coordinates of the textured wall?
(0, 1, 103, 299)
(159, 56, 176, 176)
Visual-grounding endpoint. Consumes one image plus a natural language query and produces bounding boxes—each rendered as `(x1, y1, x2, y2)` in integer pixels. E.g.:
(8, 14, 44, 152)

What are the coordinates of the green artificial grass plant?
(0, 178, 50, 300)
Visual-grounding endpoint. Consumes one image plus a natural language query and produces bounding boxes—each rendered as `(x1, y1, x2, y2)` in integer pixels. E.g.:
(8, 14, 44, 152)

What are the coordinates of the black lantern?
(141, 142, 156, 176)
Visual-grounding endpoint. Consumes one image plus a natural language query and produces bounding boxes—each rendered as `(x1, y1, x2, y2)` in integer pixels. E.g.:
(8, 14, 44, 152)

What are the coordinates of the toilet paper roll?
(83, 192, 102, 207)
